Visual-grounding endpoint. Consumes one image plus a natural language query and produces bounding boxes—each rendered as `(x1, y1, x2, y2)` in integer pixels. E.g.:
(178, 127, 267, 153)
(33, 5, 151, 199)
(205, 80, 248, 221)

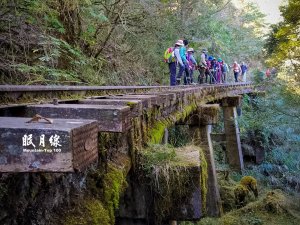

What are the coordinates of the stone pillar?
(221, 96, 244, 171)
(189, 104, 222, 217)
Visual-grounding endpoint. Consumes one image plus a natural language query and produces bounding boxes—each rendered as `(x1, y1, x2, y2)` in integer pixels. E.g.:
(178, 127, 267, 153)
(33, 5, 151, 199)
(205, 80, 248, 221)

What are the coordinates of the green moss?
(64, 199, 110, 225)
(240, 176, 258, 198)
(182, 102, 197, 120)
(86, 200, 110, 225)
(234, 184, 249, 207)
(141, 144, 177, 169)
(219, 186, 237, 212)
(240, 176, 257, 186)
(126, 101, 138, 108)
(199, 147, 208, 215)
(65, 162, 127, 225)
(264, 191, 285, 213)
(147, 103, 198, 144)
(140, 145, 205, 224)
(103, 163, 127, 224)
(148, 120, 169, 144)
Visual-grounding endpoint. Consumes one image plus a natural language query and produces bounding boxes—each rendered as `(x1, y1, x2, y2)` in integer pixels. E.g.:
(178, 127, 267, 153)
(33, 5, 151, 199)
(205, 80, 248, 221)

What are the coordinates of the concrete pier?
(221, 96, 244, 171)
(189, 104, 222, 217)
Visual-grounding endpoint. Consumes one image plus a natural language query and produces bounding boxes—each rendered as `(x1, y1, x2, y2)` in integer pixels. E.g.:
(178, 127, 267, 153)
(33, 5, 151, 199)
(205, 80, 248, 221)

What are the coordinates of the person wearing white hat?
(173, 40, 185, 85)
(187, 48, 197, 84)
(175, 40, 184, 46)
(198, 48, 208, 84)
(164, 41, 182, 86)
(176, 39, 190, 85)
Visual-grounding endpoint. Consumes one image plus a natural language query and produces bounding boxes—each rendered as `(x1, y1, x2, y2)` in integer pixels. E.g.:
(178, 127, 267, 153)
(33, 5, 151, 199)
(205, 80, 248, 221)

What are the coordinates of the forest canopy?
(0, 0, 266, 85)
(265, 0, 300, 83)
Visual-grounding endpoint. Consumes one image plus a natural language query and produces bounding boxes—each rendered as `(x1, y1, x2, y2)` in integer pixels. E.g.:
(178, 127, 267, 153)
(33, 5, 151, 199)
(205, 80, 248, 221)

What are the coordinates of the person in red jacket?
(266, 68, 271, 79)
(232, 61, 241, 82)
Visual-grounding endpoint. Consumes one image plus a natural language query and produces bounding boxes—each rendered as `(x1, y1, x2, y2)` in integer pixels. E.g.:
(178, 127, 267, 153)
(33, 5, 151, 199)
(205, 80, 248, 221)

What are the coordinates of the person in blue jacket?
(241, 62, 248, 82)
(166, 40, 184, 86)
(176, 39, 190, 85)
(187, 48, 197, 84)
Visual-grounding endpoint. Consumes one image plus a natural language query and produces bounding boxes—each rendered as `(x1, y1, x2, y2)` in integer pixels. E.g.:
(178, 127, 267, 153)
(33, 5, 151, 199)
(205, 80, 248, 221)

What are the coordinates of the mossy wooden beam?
(178, 104, 220, 126)
(221, 96, 242, 107)
(148, 102, 197, 144)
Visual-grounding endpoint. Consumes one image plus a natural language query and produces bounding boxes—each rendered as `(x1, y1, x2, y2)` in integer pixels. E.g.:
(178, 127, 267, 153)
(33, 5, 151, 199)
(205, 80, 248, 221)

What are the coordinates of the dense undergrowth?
(0, 0, 265, 85)
(180, 78, 300, 225)
(181, 188, 300, 225)
(239, 81, 300, 194)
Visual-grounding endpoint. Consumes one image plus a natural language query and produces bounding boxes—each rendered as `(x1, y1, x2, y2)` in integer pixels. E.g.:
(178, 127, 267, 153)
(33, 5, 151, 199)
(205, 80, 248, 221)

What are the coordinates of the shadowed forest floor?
(181, 179, 300, 225)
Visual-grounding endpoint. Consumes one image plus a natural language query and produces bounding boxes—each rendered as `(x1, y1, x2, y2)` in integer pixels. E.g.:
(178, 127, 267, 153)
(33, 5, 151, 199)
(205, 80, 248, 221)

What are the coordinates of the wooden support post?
(221, 96, 244, 171)
(189, 104, 222, 217)
(163, 128, 169, 145)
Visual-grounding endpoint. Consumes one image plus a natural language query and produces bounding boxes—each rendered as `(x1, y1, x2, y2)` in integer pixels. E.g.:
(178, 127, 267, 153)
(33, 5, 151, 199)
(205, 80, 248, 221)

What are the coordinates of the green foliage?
(252, 69, 265, 83)
(238, 81, 300, 194)
(0, 0, 266, 85)
(265, 0, 300, 82)
(44, 14, 65, 33)
(168, 125, 190, 147)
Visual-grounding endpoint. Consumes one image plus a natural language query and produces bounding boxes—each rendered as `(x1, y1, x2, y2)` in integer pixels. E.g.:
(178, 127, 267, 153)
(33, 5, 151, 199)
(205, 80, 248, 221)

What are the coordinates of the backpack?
(187, 54, 195, 70)
(222, 64, 227, 72)
(164, 47, 175, 63)
(233, 63, 240, 72)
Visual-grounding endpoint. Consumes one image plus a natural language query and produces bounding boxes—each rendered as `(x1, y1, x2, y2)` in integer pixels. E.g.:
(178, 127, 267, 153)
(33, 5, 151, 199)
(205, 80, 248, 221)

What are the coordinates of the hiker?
(164, 43, 177, 86)
(187, 48, 197, 84)
(205, 56, 213, 84)
(232, 61, 241, 82)
(271, 67, 277, 77)
(176, 39, 190, 85)
(221, 61, 229, 83)
(266, 68, 271, 79)
(211, 57, 217, 84)
(198, 49, 207, 84)
(241, 62, 248, 82)
(173, 40, 185, 85)
(216, 58, 223, 83)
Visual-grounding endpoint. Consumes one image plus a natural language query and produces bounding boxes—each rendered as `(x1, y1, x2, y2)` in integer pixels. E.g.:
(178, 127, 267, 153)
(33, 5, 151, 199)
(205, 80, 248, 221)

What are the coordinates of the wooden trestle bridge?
(0, 83, 258, 224)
